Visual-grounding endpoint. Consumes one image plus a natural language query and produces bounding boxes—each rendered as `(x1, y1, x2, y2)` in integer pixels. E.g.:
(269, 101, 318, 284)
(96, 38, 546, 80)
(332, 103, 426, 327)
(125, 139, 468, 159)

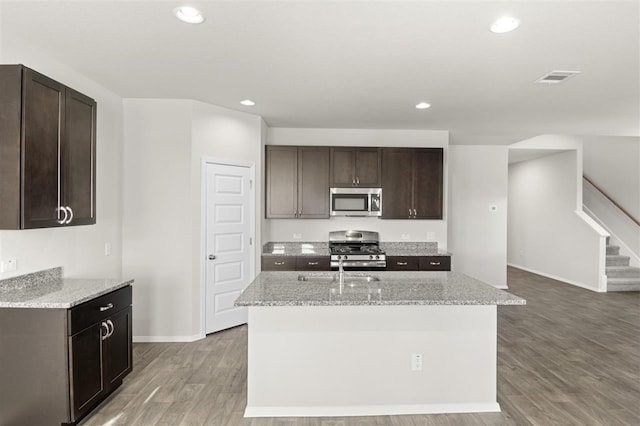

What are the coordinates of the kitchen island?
(235, 270, 525, 418)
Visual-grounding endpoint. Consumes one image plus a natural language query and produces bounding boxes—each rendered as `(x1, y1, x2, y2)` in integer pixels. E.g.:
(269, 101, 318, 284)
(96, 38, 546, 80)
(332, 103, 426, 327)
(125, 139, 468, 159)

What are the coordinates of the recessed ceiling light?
(415, 102, 431, 110)
(240, 99, 256, 106)
(490, 16, 519, 33)
(174, 6, 205, 24)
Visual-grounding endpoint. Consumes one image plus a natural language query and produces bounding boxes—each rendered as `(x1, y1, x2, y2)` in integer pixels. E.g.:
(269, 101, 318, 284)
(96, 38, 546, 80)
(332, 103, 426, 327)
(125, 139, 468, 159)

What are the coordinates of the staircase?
(606, 239, 640, 291)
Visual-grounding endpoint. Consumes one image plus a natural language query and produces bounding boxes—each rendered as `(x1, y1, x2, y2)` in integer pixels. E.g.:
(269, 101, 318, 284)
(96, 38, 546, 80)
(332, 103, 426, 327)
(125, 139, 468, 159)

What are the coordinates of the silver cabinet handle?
(58, 206, 68, 224)
(308, 262, 319, 265)
(274, 261, 285, 266)
(66, 206, 73, 224)
(413, 209, 417, 217)
(106, 319, 114, 338)
(356, 177, 360, 185)
(101, 322, 110, 341)
(208, 255, 216, 260)
(408, 208, 412, 217)
(352, 178, 356, 186)
(397, 262, 408, 266)
(430, 261, 441, 265)
(99, 303, 113, 312)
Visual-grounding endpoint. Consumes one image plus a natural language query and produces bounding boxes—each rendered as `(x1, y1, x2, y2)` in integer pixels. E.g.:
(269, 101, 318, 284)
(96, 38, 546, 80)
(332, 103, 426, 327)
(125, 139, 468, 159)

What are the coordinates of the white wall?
(583, 136, 640, 220)
(265, 128, 449, 248)
(123, 99, 263, 341)
(0, 27, 124, 280)
(448, 146, 508, 288)
(508, 149, 606, 291)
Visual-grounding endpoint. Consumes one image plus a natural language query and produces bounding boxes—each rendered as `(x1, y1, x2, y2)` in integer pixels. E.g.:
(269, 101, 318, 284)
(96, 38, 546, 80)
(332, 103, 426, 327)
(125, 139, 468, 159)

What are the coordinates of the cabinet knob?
(308, 262, 319, 265)
(208, 255, 216, 260)
(397, 262, 408, 266)
(274, 261, 285, 266)
(430, 262, 441, 266)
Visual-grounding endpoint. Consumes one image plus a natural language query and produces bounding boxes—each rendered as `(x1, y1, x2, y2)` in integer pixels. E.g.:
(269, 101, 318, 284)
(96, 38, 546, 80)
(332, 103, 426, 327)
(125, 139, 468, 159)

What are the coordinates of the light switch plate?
(1, 259, 17, 273)
(293, 233, 302, 240)
(401, 234, 410, 240)
(489, 205, 498, 212)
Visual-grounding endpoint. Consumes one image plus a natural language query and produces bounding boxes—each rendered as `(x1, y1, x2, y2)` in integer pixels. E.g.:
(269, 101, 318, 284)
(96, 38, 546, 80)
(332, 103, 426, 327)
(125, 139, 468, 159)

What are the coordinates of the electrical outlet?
(1, 259, 17, 273)
(293, 233, 302, 240)
(411, 353, 423, 371)
(489, 204, 498, 212)
(426, 232, 435, 241)
(401, 233, 410, 240)
(104, 242, 112, 256)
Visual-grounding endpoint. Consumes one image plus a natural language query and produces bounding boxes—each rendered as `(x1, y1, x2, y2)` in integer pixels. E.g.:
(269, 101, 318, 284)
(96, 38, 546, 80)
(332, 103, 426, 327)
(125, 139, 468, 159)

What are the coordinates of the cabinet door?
(296, 256, 331, 271)
(63, 88, 96, 226)
(298, 147, 330, 218)
(266, 146, 298, 218)
(386, 256, 420, 271)
(354, 148, 381, 187)
(413, 148, 443, 219)
(381, 148, 412, 219)
(262, 256, 296, 271)
(330, 147, 355, 187)
(69, 322, 106, 421)
(104, 307, 133, 390)
(22, 68, 65, 229)
(419, 256, 451, 271)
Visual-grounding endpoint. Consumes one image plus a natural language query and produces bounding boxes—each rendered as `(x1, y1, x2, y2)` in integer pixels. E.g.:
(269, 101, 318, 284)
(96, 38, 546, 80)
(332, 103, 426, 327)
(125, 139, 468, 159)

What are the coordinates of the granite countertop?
(262, 241, 451, 257)
(0, 267, 134, 309)
(235, 271, 525, 307)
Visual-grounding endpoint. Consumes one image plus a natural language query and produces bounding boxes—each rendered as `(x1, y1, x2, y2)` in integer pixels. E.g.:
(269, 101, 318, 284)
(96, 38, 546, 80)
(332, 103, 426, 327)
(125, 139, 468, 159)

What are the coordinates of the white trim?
(200, 157, 256, 337)
(584, 205, 640, 268)
(507, 263, 605, 293)
(134, 334, 205, 343)
(244, 402, 501, 418)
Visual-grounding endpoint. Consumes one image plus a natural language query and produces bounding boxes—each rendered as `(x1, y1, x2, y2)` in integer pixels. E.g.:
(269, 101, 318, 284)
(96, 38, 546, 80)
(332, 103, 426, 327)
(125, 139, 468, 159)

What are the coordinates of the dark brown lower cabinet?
(386, 256, 451, 271)
(386, 256, 420, 271)
(262, 255, 330, 271)
(0, 286, 132, 425)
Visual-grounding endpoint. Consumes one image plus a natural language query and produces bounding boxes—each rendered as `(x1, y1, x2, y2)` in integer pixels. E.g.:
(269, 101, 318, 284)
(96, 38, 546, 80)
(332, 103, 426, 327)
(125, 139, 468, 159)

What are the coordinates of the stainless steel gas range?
(329, 230, 386, 270)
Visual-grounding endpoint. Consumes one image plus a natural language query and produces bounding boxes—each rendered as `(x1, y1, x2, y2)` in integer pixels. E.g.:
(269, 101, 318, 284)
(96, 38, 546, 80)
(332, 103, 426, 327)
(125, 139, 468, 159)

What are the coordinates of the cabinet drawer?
(69, 286, 132, 335)
(420, 256, 451, 271)
(296, 256, 330, 271)
(262, 256, 296, 271)
(386, 256, 419, 271)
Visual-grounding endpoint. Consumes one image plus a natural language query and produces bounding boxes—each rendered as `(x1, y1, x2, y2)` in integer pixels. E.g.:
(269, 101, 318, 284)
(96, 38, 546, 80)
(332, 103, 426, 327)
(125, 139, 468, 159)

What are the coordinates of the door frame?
(200, 157, 256, 338)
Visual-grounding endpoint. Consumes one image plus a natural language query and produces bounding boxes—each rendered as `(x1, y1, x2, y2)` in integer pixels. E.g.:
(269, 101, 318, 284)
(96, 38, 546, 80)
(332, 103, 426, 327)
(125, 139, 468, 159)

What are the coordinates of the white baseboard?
(244, 402, 501, 418)
(133, 334, 205, 343)
(507, 263, 603, 292)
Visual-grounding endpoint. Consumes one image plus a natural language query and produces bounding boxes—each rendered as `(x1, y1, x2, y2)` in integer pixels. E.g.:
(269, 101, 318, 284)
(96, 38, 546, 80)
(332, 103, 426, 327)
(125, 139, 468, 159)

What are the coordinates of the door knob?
(208, 255, 216, 260)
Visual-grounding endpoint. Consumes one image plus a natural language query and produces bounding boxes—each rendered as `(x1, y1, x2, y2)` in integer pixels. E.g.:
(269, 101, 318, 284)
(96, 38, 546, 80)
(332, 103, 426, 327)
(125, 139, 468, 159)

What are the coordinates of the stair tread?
(607, 254, 631, 259)
(608, 277, 640, 283)
(606, 266, 640, 271)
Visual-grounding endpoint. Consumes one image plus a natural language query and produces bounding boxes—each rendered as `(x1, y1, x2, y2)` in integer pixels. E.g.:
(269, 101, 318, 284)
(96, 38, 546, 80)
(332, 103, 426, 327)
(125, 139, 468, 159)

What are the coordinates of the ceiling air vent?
(534, 70, 581, 84)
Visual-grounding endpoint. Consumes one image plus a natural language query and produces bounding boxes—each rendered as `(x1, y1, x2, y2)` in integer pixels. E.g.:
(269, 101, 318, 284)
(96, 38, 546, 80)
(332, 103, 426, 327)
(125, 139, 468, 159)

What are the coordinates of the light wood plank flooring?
(81, 267, 640, 425)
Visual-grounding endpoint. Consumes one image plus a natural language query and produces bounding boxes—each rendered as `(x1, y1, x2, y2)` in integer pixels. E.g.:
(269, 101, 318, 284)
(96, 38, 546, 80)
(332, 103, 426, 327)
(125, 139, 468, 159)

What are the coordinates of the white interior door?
(205, 162, 253, 334)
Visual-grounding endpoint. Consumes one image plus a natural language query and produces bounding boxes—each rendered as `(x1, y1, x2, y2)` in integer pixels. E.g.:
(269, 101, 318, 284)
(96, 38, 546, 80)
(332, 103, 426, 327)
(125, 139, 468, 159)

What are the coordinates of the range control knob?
(337, 255, 342, 260)
(375, 255, 380, 260)
(344, 255, 348, 260)
(369, 255, 374, 260)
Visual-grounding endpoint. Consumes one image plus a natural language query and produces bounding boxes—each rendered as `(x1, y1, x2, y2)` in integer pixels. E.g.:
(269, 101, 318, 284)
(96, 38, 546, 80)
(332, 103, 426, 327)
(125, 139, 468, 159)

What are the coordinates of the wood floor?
(81, 267, 640, 425)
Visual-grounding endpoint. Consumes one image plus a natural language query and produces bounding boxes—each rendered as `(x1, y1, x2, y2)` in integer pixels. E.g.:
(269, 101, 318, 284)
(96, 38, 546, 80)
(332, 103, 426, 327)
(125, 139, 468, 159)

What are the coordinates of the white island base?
(245, 304, 500, 418)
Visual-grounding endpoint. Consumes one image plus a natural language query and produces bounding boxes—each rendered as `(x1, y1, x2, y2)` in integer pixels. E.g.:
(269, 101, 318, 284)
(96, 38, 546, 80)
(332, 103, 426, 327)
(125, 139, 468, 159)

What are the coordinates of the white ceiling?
(2, 0, 638, 145)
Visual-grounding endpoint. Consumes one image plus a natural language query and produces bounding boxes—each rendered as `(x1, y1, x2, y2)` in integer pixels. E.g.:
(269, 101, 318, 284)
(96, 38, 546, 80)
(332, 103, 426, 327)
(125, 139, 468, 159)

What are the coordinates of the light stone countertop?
(0, 267, 134, 309)
(235, 271, 525, 307)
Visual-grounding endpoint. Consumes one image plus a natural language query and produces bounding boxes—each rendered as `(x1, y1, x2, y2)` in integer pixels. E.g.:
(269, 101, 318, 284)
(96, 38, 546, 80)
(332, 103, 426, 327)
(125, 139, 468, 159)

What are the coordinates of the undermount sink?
(297, 274, 380, 283)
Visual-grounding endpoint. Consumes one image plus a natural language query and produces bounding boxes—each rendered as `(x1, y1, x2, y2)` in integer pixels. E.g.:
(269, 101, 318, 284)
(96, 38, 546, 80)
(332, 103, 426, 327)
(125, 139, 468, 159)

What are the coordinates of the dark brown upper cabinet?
(330, 147, 381, 187)
(266, 145, 330, 219)
(0, 65, 96, 229)
(381, 148, 443, 219)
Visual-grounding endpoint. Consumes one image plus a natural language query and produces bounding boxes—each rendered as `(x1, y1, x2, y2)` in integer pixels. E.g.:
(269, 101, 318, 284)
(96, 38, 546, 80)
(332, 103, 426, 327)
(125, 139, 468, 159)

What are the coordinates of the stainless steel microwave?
(330, 188, 382, 217)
